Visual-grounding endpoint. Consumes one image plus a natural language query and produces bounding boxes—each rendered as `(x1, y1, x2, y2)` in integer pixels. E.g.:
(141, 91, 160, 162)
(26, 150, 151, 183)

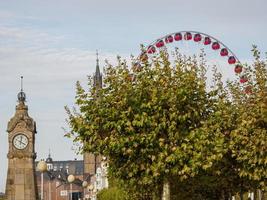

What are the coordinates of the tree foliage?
(228, 46, 267, 188)
(66, 47, 267, 199)
(97, 187, 128, 200)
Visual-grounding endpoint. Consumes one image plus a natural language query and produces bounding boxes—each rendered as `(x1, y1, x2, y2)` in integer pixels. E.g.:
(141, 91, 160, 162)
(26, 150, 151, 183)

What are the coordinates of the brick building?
(35, 154, 84, 200)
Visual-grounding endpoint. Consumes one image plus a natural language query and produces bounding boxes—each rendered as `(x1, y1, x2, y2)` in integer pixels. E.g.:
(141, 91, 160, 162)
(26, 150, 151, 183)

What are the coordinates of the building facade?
(35, 153, 108, 200)
(36, 155, 84, 200)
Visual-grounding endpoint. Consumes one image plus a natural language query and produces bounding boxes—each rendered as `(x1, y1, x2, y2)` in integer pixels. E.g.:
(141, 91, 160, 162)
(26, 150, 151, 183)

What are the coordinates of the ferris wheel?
(137, 31, 249, 89)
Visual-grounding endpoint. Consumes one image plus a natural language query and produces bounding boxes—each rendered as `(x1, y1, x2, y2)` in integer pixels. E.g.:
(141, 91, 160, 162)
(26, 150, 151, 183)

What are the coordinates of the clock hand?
(19, 140, 26, 146)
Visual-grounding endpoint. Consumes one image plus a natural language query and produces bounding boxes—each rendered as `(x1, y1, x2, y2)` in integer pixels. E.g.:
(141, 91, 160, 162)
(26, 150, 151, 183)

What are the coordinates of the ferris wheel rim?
(133, 30, 252, 90)
(145, 30, 240, 63)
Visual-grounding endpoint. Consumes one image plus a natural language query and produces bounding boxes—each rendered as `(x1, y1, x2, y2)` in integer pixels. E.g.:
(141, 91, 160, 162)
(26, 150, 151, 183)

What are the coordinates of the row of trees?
(66, 46, 266, 200)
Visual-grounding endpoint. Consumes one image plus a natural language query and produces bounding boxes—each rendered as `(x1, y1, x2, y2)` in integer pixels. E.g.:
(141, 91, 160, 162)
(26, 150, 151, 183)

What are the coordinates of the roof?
(36, 159, 84, 175)
(36, 169, 83, 187)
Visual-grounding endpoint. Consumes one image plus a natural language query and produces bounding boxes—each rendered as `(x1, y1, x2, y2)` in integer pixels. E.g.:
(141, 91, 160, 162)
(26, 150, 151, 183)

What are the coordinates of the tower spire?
(95, 50, 100, 78)
(18, 76, 26, 102)
(94, 50, 102, 88)
(96, 50, 99, 66)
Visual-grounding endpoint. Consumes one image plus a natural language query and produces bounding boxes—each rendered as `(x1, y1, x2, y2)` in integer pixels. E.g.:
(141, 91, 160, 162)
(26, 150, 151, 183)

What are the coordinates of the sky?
(0, 0, 267, 192)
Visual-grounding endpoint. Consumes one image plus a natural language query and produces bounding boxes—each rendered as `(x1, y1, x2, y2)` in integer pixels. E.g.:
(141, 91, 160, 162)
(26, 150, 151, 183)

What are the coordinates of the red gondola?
(212, 42, 220, 50)
(234, 65, 242, 74)
(228, 56, 236, 64)
(165, 35, 174, 43)
(184, 32, 192, 40)
(145, 32, 243, 86)
(147, 45, 156, 54)
(204, 37, 211, 45)
(174, 33, 182, 41)
(156, 40, 164, 48)
(193, 34, 202, 42)
(220, 48, 228, 56)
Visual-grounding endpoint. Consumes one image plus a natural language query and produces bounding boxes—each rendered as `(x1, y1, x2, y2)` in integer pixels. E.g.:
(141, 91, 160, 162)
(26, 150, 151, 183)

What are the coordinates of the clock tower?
(5, 77, 38, 200)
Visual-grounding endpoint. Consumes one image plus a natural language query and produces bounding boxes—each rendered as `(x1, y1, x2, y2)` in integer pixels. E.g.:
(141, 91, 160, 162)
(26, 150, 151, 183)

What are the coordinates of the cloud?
(0, 25, 66, 47)
(0, 26, 26, 39)
(0, 10, 16, 20)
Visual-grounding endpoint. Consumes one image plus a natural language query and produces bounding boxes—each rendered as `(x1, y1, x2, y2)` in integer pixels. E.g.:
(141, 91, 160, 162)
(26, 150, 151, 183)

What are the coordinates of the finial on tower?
(20, 76, 23, 92)
(17, 76, 26, 102)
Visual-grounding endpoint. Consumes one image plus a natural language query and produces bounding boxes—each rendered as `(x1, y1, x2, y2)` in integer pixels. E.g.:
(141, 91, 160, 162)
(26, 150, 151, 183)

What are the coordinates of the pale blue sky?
(0, 0, 267, 192)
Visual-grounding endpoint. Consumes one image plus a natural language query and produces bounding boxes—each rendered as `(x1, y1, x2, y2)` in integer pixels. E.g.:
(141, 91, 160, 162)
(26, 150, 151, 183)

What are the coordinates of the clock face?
(13, 134, 29, 150)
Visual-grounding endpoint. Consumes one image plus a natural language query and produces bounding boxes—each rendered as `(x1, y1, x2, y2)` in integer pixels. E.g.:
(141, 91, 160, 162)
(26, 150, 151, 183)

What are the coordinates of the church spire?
(94, 50, 102, 88)
(96, 50, 100, 75)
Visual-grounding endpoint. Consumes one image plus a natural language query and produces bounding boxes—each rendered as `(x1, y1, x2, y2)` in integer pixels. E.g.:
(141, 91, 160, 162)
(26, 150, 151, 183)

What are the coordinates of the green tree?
(66, 51, 225, 199)
(228, 46, 267, 191)
(183, 47, 267, 199)
(187, 46, 267, 199)
(66, 48, 267, 199)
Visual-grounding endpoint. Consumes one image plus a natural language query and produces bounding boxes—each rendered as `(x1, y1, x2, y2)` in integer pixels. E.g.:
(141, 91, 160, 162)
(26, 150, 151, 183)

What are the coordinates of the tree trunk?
(261, 190, 265, 200)
(220, 189, 225, 200)
(162, 180, 170, 200)
(228, 192, 231, 200)
(221, 190, 231, 200)
(253, 190, 257, 200)
(258, 190, 263, 200)
(225, 192, 231, 200)
(229, 192, 233, 200)
(153, 191, 161, 200)
(240, 190, 244, 200)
